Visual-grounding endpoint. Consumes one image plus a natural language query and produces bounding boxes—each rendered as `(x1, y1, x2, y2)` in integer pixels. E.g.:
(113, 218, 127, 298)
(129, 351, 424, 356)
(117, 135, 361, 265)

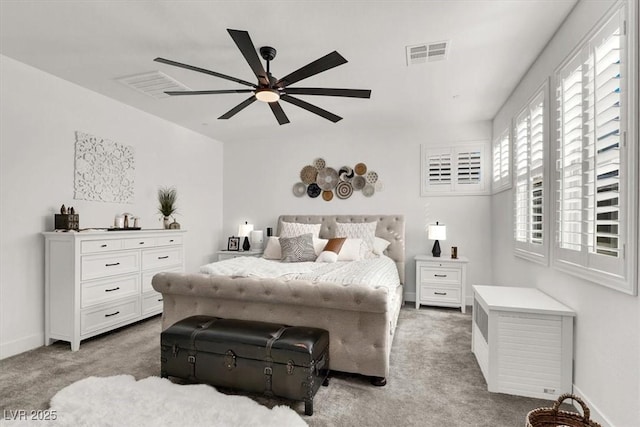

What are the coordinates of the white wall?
(0, 55, 224, 359)
(491, 1, 639, 426)
(223, 118, 494, 303)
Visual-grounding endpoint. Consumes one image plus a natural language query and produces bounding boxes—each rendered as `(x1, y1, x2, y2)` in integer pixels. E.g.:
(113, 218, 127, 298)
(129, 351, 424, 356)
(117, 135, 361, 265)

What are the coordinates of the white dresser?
(472, 285, 575, 400)
(43, 229, 186, 350)
(414, 255, 468, 313)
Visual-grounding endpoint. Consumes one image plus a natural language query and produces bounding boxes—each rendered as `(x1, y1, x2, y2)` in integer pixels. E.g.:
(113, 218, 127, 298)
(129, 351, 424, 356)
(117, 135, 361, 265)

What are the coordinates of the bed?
(152, 214, 405, 384)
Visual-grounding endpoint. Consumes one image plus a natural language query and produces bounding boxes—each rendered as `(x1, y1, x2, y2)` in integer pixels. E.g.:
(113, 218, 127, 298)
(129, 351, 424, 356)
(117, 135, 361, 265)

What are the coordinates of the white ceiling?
(0, 0, 577, 143)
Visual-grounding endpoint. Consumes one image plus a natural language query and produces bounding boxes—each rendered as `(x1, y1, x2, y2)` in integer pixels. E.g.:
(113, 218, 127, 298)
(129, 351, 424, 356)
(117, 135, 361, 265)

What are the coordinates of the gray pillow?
(280, 233, 317, 262)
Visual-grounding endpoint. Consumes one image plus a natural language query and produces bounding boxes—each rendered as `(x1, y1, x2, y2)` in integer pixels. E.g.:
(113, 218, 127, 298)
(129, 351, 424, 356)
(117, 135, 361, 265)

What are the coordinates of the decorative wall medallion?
(336, 181, 353, 199)
(74, 131, 135, 203)
(317, 167, 339, 190)
(307, 183, 321, 198)
(293, 182, 306, 197)
(294, 158, 381, 201)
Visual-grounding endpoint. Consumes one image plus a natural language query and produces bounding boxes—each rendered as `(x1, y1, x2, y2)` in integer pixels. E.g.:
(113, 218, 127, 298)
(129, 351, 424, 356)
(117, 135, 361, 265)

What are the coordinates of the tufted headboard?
(277, 215, 405, 285)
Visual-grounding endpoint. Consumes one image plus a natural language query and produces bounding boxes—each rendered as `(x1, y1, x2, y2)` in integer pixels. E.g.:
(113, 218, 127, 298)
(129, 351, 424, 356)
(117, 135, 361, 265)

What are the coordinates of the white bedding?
(199, 256, 400, 292)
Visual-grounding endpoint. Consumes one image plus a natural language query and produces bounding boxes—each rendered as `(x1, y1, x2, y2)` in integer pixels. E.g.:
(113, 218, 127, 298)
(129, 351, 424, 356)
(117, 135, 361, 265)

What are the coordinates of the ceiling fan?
(154, 29, 371, 125)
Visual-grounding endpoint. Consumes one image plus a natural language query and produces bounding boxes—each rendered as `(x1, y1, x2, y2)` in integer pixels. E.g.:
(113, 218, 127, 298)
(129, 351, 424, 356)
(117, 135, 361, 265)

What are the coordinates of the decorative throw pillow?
(280, 233, 317, 262)
(335, 221, 377, 255)
(373, 237, 392, 256)
(323, 237, 347, 254)
(313, 238, 329, 256)
(315, 251, 339, 263)
(262, 237, 281, 260)
(337, 238, 365, 261)
(279, 221, 322, 238)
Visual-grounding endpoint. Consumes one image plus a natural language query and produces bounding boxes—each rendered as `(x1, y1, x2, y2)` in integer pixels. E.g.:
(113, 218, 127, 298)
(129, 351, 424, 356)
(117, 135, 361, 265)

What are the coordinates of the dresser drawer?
(142, 266, 183, 293)
(142, 291, 164, 315)
(156, 235, 183, 246)
(123, 237, 156, 249)
(81, 274, 140, 308)
(81, 251, 140, 281)
(420, 285, 461, 304)
(81, 239, 123, 254)
(80, 297, 140, 335)
(419, 267, 461, 285)
(142, 247, 183, 270)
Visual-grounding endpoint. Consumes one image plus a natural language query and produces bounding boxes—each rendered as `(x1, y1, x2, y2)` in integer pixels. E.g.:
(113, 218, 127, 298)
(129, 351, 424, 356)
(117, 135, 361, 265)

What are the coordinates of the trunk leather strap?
(264, 326, 288, 395)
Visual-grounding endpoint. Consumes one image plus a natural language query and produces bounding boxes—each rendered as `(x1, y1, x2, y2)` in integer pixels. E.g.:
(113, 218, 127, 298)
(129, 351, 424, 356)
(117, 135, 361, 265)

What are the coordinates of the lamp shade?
(427, 223, 447, 240)
(238, 222, 254, 237)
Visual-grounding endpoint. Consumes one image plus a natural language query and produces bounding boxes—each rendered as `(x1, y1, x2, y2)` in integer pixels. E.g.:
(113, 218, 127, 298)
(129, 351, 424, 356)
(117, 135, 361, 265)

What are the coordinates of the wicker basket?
(526, 394, 602, 427)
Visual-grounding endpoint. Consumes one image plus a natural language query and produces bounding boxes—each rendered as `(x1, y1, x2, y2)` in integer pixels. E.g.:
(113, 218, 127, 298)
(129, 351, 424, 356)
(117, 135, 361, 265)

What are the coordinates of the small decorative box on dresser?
(414, 255, 468, 313)
(217, 249, 263, 261)
(43, 229, 186, 351)
(471, 285, 575, 400)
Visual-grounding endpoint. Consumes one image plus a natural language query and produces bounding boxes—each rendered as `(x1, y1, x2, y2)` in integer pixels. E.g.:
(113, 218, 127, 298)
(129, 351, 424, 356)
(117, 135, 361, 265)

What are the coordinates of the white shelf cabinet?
(43, 229, 186, 351)
(414, 255, 468, 313)
(471, 285, 575, 400)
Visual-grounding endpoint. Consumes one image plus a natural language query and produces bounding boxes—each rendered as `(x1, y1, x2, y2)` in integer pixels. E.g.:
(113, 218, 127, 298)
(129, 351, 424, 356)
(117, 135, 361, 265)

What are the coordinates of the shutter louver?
(428, 153, 452, 185)
(457, 151, 481, 184)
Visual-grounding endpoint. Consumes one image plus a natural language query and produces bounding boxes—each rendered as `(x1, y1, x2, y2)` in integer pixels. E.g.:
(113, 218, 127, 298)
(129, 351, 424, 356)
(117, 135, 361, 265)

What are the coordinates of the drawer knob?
(169, 239, 174, 243)
(105, 311, 120, 318)
(158, 256, 169, 260)
(105, 287, 120, 292)
(100, 244, 108, 248)
(434, 274, 447, 278)
(158, 298, 163, 302)
(105, 262, 120, 267)
(139, 242, 145, 245)
(435, 292, 447, 295)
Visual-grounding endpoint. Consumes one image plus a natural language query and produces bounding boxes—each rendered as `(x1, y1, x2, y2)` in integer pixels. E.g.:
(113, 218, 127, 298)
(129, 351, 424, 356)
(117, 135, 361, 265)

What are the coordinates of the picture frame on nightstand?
(227, 236, 240, 251)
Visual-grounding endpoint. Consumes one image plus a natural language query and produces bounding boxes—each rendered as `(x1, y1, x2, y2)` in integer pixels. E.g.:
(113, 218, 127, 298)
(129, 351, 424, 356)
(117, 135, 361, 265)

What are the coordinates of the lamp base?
(242, 236, 251, 251)
(431, 240, 441, 257)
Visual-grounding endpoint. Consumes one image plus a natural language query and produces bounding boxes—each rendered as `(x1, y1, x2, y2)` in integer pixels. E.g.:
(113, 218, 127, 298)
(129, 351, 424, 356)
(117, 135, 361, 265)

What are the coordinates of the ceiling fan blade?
(283, 88, 371, 98)
(154, 57, 256, 88)
(269, 101, 290, 125)
(165, 89, 254, 96)
(227, 29, 269, 87)
(276, 51, 347, 88)
(280, 94, 342, 123)
(218, 96, 257, 119)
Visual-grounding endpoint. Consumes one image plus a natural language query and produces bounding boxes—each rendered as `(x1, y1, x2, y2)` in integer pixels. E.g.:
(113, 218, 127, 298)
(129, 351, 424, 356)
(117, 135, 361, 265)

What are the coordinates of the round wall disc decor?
(317, 167, 339, 190)
(354, 162, 367, 175)
(322, 190, 334, 201)
(300, 165, 318, 184)
(307, 183, 321, 198)
(336, 181, 353, 199)
(339, 166, 354, 181)
(292, 182, 306, 197)
(313, 158, 326, 170)
(352, 175, 366, 190)
(362, 183, 375, 197)
(365, 171, 378, 183)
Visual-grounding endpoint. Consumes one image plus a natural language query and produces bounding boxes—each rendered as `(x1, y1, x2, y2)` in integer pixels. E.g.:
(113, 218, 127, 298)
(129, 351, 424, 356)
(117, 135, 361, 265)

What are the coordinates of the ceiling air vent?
(406, 40, 449, 66)
(116, 71, 190, 99)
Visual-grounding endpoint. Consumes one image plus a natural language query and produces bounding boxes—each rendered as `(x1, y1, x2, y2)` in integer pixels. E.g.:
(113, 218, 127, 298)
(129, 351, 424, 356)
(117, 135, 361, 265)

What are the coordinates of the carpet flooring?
(0, 306, 562, 426)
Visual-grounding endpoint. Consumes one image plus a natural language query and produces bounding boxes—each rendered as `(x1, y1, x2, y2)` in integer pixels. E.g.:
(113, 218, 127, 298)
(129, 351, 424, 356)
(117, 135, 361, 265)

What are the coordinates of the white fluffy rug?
(5, 375, 307, 426)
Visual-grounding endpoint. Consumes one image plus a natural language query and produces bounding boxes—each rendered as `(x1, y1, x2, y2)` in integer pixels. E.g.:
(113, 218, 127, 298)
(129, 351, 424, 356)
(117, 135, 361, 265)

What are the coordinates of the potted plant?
(157, 186, 177, 229)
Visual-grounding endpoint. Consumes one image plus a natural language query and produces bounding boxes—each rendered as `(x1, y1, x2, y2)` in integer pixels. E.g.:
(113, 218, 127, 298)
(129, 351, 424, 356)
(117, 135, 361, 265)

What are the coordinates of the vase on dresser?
(163, 216, 171, 229)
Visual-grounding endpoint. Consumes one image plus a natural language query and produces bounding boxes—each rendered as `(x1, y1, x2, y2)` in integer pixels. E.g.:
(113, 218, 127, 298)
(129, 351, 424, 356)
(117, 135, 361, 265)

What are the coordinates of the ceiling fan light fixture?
(255, 88, 280, 103)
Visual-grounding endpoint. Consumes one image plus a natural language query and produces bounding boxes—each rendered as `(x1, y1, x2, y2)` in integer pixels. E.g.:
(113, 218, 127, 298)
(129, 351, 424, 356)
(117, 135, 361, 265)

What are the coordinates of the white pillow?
(279, 221, 322, 238)
(335, 221, 377, 255)
(373, 237, 391, 255)
(262, 237, 281, 260)
(337, 238, 365, 261)
(313, 238, 328, 256)
(315, 251, 339, 263)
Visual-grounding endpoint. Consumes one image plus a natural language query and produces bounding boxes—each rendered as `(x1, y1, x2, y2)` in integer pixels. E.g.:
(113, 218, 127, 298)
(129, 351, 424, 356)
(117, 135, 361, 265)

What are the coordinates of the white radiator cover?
(471, 285, 575, 400)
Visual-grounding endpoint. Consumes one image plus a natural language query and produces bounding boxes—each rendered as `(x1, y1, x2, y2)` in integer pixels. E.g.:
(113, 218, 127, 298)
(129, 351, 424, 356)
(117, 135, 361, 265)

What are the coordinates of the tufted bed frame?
(152, 214, 405, 383)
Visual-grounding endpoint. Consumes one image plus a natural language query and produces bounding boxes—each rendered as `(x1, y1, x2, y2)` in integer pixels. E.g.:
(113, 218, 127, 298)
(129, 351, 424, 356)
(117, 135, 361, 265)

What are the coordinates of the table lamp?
(428, 222, 446, 257)
(238, 221, 254, 251)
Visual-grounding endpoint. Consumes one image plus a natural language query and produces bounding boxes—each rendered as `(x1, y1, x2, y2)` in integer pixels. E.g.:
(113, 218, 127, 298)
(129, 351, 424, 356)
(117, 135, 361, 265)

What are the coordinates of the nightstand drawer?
(81, 274, 140, 308)
(420, 286, 461, 304)
(419, 267, 461, 285)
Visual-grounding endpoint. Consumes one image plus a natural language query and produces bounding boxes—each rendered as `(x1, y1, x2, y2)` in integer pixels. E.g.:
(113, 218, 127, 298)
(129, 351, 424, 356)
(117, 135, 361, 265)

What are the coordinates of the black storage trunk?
(160, 315, 330, 416)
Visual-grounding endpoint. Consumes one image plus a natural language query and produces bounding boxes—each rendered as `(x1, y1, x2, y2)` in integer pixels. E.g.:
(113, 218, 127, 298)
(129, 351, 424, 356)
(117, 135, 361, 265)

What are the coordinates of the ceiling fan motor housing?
(259, 46, 277, 61)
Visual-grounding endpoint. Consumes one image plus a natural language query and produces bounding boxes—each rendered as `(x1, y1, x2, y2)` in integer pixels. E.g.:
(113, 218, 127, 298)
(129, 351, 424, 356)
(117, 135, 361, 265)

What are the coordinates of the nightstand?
(217, 249, 264, 261)
(414, 255, 468, 313)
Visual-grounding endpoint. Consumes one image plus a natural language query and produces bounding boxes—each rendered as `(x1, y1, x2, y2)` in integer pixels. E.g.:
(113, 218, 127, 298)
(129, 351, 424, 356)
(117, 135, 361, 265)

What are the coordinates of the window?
(492, 129, 511, 193)
(421, 142, 490, 196)
(554, 4, 636, 294)
(514, 87, 547, 263)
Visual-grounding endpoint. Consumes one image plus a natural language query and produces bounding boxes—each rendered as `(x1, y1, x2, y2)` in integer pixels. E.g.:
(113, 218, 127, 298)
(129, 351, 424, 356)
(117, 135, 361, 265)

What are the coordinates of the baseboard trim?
(404, 292, 416, 304)
(0, 333, 43, 360)
(571, 384, 614, 427)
